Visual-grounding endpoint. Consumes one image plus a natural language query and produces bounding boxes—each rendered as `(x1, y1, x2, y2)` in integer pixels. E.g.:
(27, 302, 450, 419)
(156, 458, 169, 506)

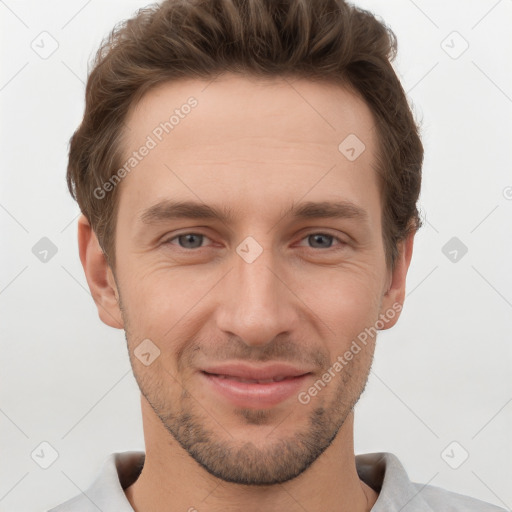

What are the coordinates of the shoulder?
(411, 481, 508, 511)
(46, 451, 144, 512)
(46, 493, 99, 512)
(356, 452, 507, 512)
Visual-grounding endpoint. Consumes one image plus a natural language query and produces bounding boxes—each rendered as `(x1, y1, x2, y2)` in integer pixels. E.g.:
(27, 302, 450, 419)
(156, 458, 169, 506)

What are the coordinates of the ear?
(378, 231, 415, 330)
(77, 214, 124, 329)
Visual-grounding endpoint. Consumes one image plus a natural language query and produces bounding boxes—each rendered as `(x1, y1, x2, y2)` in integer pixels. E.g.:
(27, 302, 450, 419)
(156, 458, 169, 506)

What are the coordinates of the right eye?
(163, 233, 212, 250)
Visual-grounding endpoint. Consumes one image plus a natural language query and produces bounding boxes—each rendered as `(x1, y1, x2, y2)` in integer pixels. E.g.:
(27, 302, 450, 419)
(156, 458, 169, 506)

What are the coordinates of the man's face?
(106, 74, 404, 485)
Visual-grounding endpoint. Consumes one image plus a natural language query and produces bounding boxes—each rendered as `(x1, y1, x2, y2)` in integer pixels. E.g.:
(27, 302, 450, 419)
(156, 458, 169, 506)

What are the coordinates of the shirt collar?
(71, 451, 435, 511)
(356, 452, 434, 511)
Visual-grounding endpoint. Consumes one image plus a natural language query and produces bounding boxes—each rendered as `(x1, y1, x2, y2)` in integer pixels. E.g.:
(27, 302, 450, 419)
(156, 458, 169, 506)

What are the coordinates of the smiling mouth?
(201, 371, 303, 384)
(199, 366, 312, 408)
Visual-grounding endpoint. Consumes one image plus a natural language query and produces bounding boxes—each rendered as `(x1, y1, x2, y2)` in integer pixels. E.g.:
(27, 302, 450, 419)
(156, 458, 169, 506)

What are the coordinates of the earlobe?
(77, 214, 124, 329)
(379, 231, 415, 330)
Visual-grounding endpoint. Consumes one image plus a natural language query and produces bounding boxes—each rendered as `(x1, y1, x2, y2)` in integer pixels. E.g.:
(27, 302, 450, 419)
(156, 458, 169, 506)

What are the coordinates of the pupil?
(311, 234, 331, 248)
(181, 234, 202, 248)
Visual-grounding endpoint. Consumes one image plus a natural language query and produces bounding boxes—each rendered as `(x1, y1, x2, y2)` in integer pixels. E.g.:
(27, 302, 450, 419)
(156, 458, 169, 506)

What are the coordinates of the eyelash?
(163, 232, 347, 251)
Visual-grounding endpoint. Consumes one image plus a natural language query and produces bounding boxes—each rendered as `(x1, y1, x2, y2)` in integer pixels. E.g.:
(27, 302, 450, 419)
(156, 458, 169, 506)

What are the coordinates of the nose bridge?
(215, 237, 296, 346)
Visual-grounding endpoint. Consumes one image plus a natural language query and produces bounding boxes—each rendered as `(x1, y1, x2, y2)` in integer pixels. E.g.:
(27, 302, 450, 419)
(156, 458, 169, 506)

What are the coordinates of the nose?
(214, 242, 299, 348)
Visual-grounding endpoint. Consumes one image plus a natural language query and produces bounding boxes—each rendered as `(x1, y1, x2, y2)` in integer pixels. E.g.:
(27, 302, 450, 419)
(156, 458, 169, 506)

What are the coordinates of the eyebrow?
(139, 199, 369, 226)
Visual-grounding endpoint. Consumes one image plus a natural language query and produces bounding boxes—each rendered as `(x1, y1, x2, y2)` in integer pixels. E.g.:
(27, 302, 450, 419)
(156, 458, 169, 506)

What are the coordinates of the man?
(49, 0, 505, 510)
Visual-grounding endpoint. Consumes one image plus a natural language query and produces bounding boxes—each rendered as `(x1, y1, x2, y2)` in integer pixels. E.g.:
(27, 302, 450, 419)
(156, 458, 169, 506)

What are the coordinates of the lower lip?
(200, 371, 310, 408)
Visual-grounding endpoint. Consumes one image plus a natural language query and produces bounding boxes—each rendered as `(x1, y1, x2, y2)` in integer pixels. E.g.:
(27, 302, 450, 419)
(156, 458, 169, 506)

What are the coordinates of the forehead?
(117, 73, 380, 224)
(123, 73, 377, 151)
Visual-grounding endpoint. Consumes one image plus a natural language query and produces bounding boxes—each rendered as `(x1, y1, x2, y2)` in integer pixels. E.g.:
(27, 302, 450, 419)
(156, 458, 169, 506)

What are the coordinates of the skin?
(79, 73, 414, 512)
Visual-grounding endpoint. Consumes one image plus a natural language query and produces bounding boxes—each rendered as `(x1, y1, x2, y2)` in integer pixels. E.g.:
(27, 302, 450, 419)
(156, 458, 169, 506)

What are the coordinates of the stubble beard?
(118, 289, 375, 486)
(128, 333, 373, 485)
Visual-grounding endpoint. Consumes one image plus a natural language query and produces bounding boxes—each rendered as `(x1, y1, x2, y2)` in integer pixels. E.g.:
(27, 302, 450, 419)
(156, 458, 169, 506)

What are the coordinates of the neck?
(125, 397, 378, 512)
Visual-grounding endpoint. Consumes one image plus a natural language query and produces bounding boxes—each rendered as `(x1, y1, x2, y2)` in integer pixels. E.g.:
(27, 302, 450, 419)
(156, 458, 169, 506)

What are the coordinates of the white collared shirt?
(47, 451, 507, 511)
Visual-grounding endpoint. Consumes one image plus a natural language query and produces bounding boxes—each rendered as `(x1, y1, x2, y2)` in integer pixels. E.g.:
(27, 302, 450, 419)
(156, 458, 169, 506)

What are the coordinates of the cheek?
(119, 267, 212, 346)
(296, 265, 382, 330)
(118, 250, 384, 344)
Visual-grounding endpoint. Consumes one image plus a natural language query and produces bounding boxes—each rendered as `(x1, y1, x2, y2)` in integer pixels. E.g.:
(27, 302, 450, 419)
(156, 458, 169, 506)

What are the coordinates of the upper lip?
(200, 362, 312, 380)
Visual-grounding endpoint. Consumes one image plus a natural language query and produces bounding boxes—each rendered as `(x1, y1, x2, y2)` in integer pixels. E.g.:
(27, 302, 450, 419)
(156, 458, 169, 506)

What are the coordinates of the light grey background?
(1, 1, 511, 511)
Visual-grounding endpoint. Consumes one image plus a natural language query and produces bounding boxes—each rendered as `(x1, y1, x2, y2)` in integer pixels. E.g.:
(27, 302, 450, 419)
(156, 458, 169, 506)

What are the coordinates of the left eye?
(165, 232, 344, 250)
(298, 233, 344, 249)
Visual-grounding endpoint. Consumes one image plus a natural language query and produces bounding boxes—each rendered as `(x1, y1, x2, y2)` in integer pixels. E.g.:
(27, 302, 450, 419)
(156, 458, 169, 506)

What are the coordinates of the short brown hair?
(67, 0, 423, 271)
